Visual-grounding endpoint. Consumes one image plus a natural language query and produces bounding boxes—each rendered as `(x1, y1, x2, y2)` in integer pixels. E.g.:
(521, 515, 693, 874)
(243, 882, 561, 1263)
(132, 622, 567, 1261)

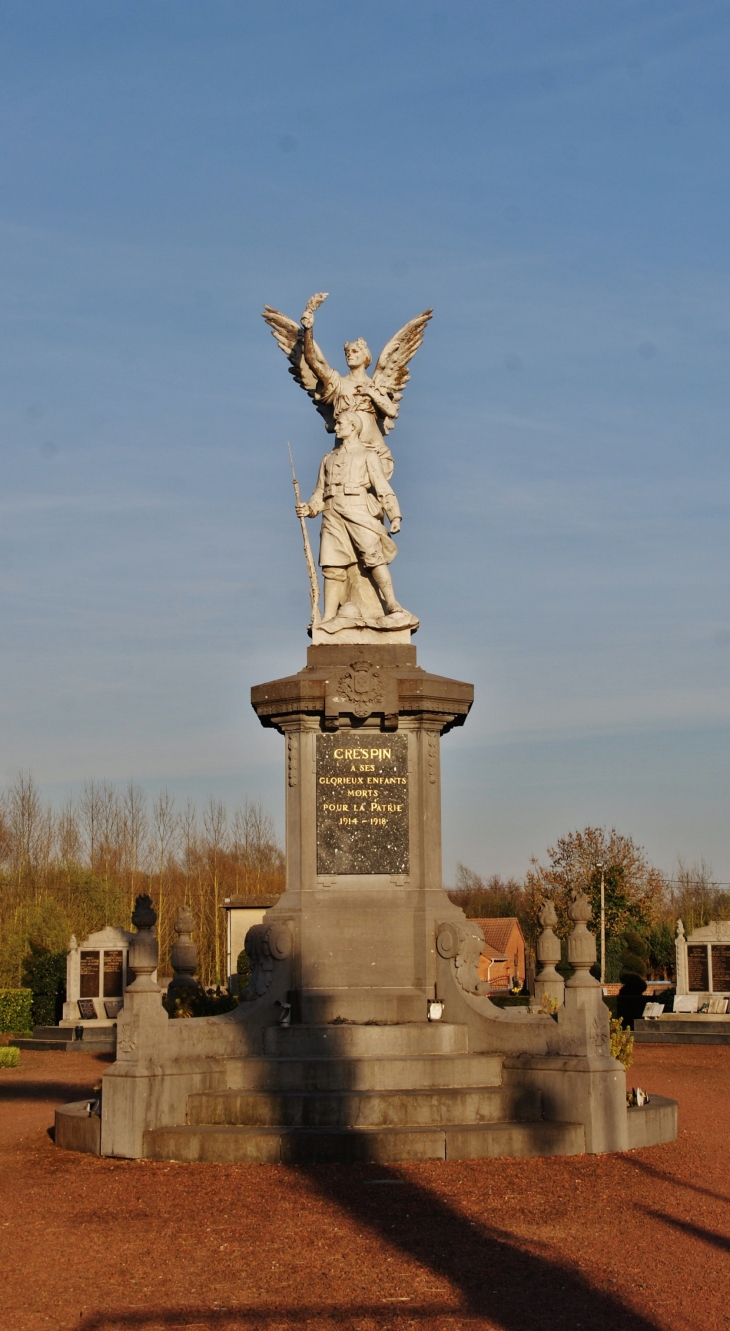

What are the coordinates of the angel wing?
(261, 300, 336, 432)
(370, 309, 433, 435)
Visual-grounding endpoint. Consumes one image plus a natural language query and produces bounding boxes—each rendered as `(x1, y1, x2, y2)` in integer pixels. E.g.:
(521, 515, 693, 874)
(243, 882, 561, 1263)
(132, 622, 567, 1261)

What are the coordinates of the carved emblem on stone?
(427, 732, 438, 784)
(337, 660, 385, 717)
(287, 732, 298, 787)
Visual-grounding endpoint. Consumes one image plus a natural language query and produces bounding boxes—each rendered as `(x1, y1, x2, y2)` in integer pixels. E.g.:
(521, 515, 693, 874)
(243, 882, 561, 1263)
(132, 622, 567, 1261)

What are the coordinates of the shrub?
(163, 986, 238, 1018)
(0, 1046, 20, 1068)
(649, 921, 675, 978)
(621, 954, 648, 980)
(0, 989, 33, 1034)
(620, 929, 649, 979)
(619, 972, 647, 994)
(22, 943, 66, 1026)
(610, 1016, 634, 1071)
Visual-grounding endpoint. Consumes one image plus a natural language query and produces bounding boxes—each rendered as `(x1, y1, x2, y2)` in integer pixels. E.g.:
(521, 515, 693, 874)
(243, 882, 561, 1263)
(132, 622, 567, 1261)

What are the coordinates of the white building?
(221, 895, 280, 991)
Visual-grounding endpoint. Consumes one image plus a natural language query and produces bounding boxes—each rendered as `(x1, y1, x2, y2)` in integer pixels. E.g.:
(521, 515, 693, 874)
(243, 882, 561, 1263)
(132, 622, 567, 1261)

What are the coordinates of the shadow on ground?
(0, 1075, 106, 1102)
(641, 1207, 730, 1254)
(620, 1153, 730, 1206)
(79, 1163, 662, 1331)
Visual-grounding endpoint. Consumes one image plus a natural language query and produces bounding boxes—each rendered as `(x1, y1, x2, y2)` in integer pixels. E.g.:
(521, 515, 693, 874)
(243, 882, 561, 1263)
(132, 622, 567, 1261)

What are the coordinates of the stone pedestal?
(78, 641, 677, 1162)
(251, 643, 473, 1024)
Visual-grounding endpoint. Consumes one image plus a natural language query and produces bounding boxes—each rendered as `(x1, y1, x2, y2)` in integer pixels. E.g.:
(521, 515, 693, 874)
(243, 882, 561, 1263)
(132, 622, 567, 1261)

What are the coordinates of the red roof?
(468, 917, 524, 954)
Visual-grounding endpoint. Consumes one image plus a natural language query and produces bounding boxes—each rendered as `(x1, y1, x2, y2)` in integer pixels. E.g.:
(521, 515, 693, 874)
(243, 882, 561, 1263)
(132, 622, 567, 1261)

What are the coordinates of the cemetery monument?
(57, 293, 678, 1161)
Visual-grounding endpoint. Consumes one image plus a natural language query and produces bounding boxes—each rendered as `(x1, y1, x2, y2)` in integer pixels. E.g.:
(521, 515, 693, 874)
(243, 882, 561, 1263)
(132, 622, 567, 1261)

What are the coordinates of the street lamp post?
(597, 860, 605, 986)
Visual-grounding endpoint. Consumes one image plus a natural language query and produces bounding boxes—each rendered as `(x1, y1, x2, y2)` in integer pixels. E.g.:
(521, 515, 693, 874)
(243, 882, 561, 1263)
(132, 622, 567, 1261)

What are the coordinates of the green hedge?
(0, 989, 33, 1034)
(488, 995, 530, 1008)
(0, 1046, 20, 1068)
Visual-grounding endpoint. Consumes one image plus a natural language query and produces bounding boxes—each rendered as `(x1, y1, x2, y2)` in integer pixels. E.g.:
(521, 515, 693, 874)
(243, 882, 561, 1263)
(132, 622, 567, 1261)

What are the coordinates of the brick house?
(468, 917, 526, 991)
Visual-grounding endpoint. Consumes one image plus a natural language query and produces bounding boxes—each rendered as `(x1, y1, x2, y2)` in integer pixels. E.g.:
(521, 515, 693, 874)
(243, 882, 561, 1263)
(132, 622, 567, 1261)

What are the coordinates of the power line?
(663, 879, 730, 888)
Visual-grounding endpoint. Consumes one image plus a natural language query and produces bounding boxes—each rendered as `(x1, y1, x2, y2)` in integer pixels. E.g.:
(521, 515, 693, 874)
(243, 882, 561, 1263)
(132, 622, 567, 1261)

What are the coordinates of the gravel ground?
(0, 1043, 726, 1331)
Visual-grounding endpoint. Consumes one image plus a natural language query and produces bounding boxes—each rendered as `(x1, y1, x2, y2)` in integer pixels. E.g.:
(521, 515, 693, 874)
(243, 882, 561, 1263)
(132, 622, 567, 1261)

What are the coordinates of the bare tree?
(78, 779, 102, 873)
(7, 772, 45, 892)
(202, 797, 228, 985)
(121, 782, 148, 910)
(666, 858, 730, 933)
(57, 798, 82, 865)
(150, 790, 179, 971)
(231, 798, 281, 896)
(0, 772, 284, 993)
(97, 782, 121, 884)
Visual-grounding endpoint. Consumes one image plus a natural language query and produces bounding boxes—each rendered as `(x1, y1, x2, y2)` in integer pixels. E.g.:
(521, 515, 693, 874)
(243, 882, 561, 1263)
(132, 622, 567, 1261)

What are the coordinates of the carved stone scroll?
(436, 921, 490, 996)
(241, 922, 294, 1001)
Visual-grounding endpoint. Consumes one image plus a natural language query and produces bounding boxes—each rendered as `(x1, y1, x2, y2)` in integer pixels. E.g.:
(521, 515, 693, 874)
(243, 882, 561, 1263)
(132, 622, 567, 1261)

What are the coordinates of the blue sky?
(2, 1, 730, 882)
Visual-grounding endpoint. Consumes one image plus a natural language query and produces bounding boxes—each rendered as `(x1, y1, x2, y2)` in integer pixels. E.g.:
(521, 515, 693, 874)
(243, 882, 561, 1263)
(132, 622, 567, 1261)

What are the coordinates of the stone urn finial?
(127, 893, 160, 993)
(538, 899, 558, 930)
(534, 897, 564, 1008)
(565, 888, 599, 988)
(131, 894, 157, 932)
(168, 905, 198, 999)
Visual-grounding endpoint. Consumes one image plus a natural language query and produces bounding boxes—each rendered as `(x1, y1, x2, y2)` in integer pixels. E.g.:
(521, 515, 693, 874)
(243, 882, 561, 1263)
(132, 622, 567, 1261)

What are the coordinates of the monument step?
(10, 1036, 116, 1052)
(144, 1118, 585, 1164)
(225, 1052, 504, 1093)
(262, 1022, 468, 1059)
(186, 1084, 541, 1129)
(634, 1022, 730, 1044)
(301, 989, 428, 1024)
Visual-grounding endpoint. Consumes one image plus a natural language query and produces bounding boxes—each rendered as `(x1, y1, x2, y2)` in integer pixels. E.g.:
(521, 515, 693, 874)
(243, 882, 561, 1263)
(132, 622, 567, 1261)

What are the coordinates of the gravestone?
(63, 926, 135, 1023)
(687, 945, 709, 992)
(676, 921, 730, 1000)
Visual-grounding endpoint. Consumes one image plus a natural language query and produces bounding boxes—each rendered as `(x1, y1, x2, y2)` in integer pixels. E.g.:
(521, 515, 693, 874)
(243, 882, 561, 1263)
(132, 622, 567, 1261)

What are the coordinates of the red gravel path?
(0, 1043, 726, 1331)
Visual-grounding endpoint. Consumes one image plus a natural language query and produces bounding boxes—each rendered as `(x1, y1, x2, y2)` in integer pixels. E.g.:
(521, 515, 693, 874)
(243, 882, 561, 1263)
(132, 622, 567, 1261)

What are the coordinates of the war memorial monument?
(57, 294, 678, 1162)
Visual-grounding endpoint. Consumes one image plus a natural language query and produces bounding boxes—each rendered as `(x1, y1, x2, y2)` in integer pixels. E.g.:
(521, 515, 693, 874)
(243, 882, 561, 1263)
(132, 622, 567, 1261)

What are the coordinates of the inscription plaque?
(80, 950, 100, 998)
(103, 950, 124, 998)
(688, 944, 709, 992)
(316, 733, 409, 875)
(711, 945, 730, 992)
(77, 998, 98, 1020)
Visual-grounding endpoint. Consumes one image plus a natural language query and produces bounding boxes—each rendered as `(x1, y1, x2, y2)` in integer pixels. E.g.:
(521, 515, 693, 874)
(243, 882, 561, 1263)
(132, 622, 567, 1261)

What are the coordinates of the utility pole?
(597, 860, 606, 986)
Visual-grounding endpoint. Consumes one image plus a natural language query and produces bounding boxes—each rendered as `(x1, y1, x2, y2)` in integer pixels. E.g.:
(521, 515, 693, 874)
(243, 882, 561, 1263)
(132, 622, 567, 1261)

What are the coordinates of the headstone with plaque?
(63, 926, 135, 1023)
(711, 945, 730, 992)
(688, 945, 709, 992)
(676, 921, 730, 999)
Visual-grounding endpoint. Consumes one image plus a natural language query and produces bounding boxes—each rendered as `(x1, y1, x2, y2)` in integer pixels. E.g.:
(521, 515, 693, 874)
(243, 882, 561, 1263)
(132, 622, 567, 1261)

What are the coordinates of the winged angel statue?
(262, 293, 432, 633)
